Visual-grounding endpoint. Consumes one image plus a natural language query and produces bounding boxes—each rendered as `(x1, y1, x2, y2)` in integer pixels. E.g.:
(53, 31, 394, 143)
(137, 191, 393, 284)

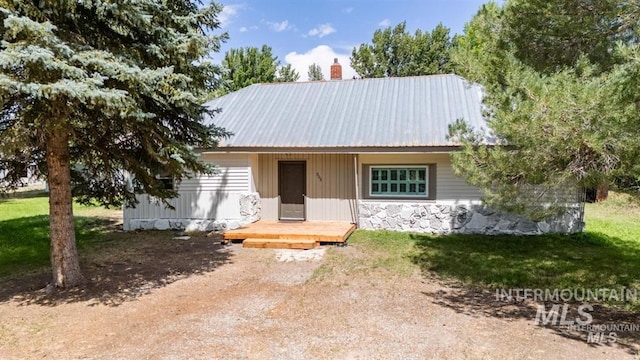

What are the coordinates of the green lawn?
(2, 190, 639, 310)
(0, 191, 118, 277)
(335, 194, 640, 310)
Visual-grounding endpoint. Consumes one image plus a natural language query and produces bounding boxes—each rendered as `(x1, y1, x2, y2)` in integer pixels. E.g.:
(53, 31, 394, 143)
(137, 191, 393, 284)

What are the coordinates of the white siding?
(358, 153, 481, 202)
(123, 153, 251, 228)
(434, 155, 483, 201)
(177, 153, 250, 192)
(124, 192, 242, 221)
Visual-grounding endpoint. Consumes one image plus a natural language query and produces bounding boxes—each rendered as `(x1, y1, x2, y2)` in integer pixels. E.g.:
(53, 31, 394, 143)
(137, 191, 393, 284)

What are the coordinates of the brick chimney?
(330, 58, 342, 80)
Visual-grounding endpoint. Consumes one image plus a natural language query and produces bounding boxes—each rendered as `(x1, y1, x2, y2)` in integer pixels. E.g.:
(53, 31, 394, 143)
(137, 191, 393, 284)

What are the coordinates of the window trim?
(18, 163, 29, 178)
(368, 165, 429, 198)
(155, 169, 175, 191)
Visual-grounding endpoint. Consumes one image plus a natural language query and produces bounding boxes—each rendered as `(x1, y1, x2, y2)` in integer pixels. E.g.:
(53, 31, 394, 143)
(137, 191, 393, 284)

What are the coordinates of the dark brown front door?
(279, 161, 306, 220)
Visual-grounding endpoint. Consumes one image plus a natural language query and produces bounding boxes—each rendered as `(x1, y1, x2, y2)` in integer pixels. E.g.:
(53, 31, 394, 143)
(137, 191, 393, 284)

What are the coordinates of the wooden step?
(224, 221, 356, 243)
(242, 238, 318, 250)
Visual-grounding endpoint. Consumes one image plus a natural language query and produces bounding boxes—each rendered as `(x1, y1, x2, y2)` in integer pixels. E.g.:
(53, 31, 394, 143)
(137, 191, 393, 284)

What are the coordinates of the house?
(0, 161, 41, 187)
(123, 65, 584, 235)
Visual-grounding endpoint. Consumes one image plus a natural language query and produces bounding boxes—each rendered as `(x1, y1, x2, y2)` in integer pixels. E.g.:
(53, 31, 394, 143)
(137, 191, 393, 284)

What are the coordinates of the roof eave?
(198, 145, 464, 154)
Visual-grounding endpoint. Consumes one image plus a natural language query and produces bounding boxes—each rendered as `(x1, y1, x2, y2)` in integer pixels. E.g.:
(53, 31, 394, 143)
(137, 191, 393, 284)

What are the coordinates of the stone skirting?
(126, 192, 261, 231)
(357, 201, 584, 235)
(239, 192, 261, 223)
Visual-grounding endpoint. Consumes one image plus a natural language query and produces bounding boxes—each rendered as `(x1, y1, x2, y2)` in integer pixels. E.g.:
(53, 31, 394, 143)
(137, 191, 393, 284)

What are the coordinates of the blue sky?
(216, 0, 491, 80)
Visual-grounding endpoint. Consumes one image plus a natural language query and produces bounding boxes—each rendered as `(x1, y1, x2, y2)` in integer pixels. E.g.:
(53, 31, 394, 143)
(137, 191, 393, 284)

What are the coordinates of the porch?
(223, 221, 357, 250)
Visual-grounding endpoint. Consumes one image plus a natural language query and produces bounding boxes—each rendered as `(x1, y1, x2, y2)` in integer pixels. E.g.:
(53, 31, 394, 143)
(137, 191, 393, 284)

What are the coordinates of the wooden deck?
(223, 221, 356, 249)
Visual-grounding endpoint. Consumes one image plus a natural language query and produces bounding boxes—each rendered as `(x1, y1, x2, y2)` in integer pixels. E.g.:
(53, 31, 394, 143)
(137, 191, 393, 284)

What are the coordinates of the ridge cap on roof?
(256, 73, 463, 86)
(204, 73, 478, 105)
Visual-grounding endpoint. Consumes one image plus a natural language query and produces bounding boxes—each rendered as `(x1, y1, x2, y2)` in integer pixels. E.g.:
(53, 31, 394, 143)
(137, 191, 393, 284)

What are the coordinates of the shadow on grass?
(0, 215, 232, 307)
(0, 215, 117, 278)
(411, 232, 640, 353)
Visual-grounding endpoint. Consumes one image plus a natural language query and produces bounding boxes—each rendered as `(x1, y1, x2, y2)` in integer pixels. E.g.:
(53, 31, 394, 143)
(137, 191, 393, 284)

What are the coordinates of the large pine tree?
(448, 0, 640, 219)
(0, 0, 229, 287)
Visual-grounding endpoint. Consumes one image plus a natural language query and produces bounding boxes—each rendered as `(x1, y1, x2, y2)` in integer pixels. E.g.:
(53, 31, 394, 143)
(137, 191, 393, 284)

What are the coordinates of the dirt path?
(0, 238, 638, 359)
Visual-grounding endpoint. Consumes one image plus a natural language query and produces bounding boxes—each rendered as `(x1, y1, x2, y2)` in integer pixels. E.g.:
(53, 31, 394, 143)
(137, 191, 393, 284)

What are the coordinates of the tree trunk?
(45, 128, 86, 288)
(596, 184, 609, 202)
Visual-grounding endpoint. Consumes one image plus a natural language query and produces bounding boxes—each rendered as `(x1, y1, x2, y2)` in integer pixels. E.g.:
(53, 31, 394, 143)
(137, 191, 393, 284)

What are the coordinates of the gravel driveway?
(0, 238, 637, 359)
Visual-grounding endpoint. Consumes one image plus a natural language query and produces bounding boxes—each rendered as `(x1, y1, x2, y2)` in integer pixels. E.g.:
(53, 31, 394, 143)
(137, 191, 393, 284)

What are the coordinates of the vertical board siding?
(257, 153, 357, 222)
(123, 153, 250, 225)
(358, 153, 482, 201)
(248, 154, 259, 192)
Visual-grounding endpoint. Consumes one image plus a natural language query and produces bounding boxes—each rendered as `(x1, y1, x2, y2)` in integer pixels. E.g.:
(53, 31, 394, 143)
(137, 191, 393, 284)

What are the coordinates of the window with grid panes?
(370, 166, 428, 197)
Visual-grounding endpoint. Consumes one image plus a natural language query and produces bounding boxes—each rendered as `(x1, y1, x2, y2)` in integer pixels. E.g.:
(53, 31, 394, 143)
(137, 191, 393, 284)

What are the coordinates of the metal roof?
(203, 74, 487, 149)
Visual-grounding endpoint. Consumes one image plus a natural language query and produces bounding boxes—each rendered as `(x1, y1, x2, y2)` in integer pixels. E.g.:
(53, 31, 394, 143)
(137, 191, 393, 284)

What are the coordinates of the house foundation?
(125, 192, 261, 231)
(357, 201, 584, 235)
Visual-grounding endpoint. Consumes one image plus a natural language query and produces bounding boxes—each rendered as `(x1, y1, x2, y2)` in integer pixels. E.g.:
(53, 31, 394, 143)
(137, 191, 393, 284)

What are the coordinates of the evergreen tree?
(503, 0, 638, 75)
(0, 0, 229, 287)
(449, 0, 640, 219)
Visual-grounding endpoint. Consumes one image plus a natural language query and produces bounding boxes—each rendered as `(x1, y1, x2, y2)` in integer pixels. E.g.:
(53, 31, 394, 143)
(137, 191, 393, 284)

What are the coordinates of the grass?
(0, 190, 119, 278)
(344, 230, 418, 275)
(311, 230, 418, 281)
(411, 233, 640, 293)
(3, 188, 640, 310)
(318, 193, 640, 310)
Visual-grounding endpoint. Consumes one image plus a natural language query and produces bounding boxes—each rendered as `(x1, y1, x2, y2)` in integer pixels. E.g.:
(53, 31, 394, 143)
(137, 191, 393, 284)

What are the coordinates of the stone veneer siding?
(126, 192, 261, 231)
(358, 201, 584, 235)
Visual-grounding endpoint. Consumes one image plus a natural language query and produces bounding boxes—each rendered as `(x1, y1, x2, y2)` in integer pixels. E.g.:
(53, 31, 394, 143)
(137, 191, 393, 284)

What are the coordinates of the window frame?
(18, 165, 29, 178)
(368, 165, 429, 198)
(155, 169, 175, 191)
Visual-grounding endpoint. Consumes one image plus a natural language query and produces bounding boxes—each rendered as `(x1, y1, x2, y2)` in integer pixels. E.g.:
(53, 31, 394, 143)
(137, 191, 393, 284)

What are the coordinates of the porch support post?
(353, 154, 360, 226)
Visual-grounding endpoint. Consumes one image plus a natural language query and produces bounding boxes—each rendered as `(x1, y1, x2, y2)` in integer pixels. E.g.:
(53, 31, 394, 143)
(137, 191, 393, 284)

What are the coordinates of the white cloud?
(284, 45, 357, 81)
(307, 23, 336, 38)
(378, 19, 391, 27)
(267, 20, 291, 32)
(239, 25, 258, 33)
(219, 4, 243, 28)
(342, 7, 354, 14)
